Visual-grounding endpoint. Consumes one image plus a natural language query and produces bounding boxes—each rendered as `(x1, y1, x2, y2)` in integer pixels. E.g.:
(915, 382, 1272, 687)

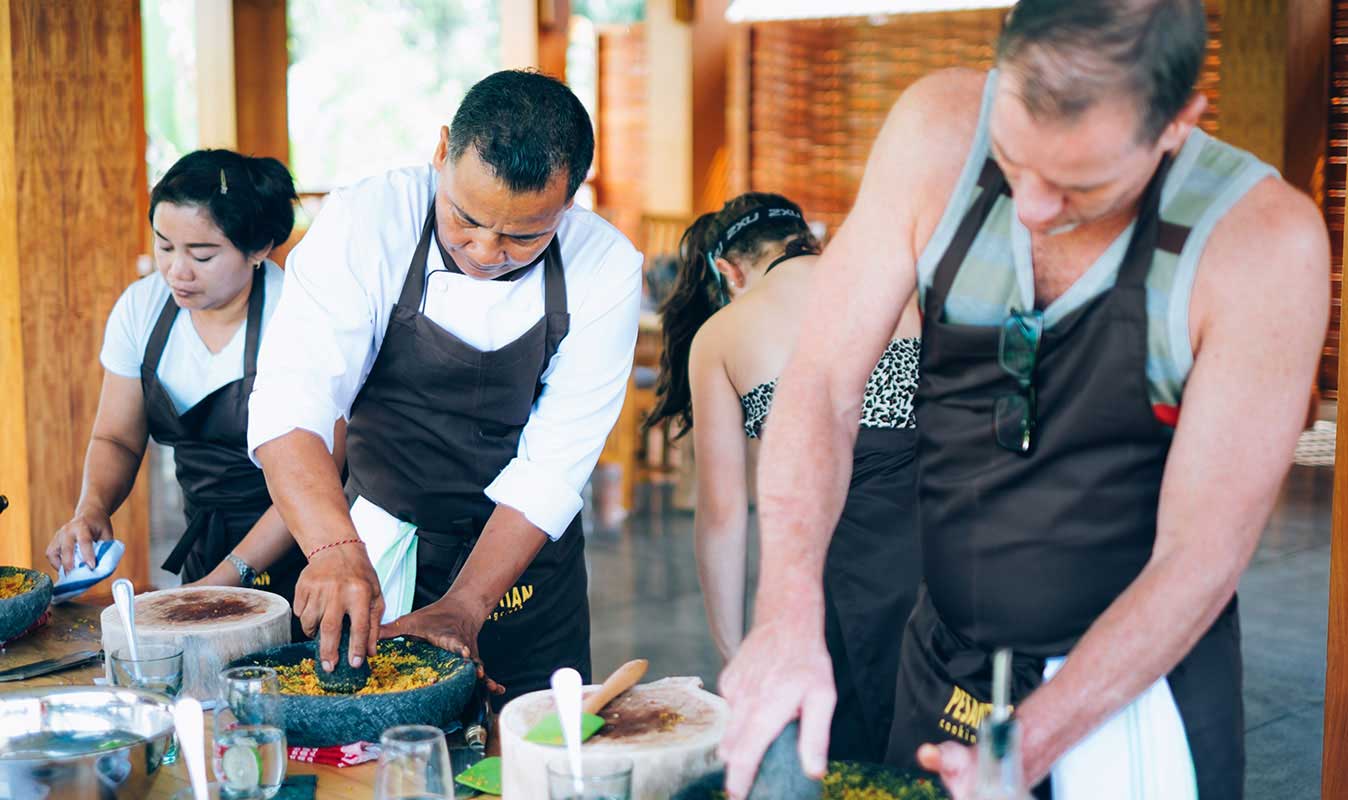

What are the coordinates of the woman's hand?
(184, 561, 244, 588)
(47, 512, 114, 572)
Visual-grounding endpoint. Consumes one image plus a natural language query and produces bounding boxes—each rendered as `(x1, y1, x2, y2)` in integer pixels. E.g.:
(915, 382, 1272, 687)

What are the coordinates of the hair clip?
(219, 169, 228, 195)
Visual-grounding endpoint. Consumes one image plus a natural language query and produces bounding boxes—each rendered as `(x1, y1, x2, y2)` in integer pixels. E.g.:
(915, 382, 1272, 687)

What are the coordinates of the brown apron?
(344, 201, 589, 709)
(885, 158, 1244, 798)
(143, 271, 306, 613)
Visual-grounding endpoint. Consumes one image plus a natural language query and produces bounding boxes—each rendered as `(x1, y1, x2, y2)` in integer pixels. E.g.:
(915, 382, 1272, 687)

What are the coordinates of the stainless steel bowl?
(0, 686, 176, 800)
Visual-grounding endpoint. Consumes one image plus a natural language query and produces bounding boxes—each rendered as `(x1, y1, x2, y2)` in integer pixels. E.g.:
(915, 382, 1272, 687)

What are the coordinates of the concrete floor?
(149, 453, 1332, 797)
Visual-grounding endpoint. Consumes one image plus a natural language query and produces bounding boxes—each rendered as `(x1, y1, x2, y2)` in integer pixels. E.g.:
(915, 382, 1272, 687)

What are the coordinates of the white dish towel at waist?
(348, 495, 418, 625)
(1044, 656, 1199, 800)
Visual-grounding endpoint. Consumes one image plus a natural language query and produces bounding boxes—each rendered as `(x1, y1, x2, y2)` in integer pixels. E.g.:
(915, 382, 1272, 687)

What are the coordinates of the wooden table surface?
(0, 602, 380, 799)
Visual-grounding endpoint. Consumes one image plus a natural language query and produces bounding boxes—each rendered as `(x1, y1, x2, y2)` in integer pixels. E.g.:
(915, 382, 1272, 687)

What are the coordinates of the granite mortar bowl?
(0, 565, 52, 643)
(227, 637, 477, 747)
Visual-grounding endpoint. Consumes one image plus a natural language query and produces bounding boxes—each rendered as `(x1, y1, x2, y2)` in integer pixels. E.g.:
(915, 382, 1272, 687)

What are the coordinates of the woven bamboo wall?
(1325, 1, 1348, 395)
(595, 23, 648, 244)
(735, 7, 1224, 236)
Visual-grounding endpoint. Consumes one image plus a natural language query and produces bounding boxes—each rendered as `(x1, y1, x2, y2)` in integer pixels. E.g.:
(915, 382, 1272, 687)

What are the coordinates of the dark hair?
(995, 0, 1207, 143)
(449, 70, 595, 198)
(149, 149, 297, 256)
(646, 193, 820, 438)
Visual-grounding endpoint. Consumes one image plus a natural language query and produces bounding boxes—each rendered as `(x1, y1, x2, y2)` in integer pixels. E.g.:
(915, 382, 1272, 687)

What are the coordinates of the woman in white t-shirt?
(46, 150, 342, 608)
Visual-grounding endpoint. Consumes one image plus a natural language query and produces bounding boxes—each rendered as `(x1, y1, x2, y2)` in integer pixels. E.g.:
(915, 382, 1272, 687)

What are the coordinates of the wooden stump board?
(500, 677, 728, 799)
(100, 587, 290, 701)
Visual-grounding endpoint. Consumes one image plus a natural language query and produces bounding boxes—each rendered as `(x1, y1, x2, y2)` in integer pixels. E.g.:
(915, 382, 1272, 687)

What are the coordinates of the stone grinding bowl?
(227, 637, 477, 747)
(674, 722, 948, 799)
(0, 566, 52, 643)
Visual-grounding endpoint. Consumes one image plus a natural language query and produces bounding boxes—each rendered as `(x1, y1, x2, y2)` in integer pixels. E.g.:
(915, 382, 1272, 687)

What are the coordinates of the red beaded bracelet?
(306, 538, 363, 559)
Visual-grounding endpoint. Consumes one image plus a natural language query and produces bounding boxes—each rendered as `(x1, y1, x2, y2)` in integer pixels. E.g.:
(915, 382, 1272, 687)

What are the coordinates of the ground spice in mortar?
(0, 573, 34, 599)
(274, 652, 442, 696)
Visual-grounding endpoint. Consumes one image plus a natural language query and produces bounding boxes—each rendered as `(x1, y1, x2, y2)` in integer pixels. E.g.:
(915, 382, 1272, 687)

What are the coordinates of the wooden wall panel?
(1327, 248, 1348, 796)
(4, 0, 149, 587)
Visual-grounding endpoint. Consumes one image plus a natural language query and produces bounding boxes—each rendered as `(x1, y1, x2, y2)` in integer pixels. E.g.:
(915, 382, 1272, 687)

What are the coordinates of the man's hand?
(380, 591, 505, 696)
(47, 511, 114, 572)
(917, 742, 979, 799)
(717, 614, 835, 799)
(294, 543, 383, 672)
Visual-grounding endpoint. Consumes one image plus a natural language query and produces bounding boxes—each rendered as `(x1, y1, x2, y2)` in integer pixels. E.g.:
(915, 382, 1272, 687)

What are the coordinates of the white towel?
(1044, 657, 1199, 800)
(348, 496, 418, 624)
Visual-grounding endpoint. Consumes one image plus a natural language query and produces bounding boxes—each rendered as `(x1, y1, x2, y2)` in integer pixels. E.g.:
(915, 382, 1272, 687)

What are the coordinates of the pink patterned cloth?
(2, 608, 50, 647)
(286, 741, 379, 768)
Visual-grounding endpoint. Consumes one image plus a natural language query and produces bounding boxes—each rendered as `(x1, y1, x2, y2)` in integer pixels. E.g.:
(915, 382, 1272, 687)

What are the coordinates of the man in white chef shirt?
(247, 70, 642, 704)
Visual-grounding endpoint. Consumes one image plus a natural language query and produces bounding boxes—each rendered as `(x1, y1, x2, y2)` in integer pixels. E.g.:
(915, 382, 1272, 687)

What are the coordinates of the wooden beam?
(1285, 0, 1330, 200)
(232, 0, 290, 165)
(726, 23, 751, 198)
(196, 0, 238, 150)
(502, 0, 540, 70)
(1326, 196, 1348, 800)
(692, 0, 730, 213)
(0, 0, 31, 570)
(3, 0, 150, 587)
(538, 0, 570, 81)
(645, 0, 693, 216)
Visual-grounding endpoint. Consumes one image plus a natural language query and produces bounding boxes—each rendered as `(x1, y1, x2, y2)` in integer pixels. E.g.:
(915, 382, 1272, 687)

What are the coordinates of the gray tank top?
(914, 71, 1278, 421)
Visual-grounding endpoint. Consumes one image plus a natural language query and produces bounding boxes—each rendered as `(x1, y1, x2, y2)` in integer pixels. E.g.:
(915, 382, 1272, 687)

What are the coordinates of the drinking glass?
(373, 725, 455, 800)
(213, 666, 287, 800)
(547, 755, 634, 800)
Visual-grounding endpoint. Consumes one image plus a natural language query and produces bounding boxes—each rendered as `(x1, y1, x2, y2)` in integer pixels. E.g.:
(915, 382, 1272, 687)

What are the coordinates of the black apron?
(143, 272, 306, 611)
(822, 426, 921, 762)
(884, 159, 1243, 798)
(344, 201, 590, 710)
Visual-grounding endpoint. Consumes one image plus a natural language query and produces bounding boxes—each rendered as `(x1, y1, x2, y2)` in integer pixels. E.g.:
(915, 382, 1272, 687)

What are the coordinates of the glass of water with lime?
(213, 666, 287, 800)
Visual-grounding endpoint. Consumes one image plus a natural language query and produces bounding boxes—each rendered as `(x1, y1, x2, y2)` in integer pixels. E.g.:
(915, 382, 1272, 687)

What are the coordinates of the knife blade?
(0, 650, 103, 682)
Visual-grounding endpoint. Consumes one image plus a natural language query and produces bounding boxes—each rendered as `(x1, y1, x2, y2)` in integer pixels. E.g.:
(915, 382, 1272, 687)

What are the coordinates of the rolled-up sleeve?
(484, 241, 644, 538)
(248, 190, 379, 460)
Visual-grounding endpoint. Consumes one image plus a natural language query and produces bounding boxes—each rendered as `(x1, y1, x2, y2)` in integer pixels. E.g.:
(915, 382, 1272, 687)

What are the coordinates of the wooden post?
(196, 0, 238, 150)
(502, 0, 540, 71)
(0, 0, 151, 586)
(538, 0, 571, 81)
(233, 0, 290, 166)
(645, 0, 693, 216)
(692, 0, 730, 213)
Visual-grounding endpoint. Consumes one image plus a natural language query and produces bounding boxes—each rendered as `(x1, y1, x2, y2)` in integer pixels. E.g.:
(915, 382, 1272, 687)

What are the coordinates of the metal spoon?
(551, 667, 586, 798)
(111, 578, 141, 681)
(173, 696, 211, 800)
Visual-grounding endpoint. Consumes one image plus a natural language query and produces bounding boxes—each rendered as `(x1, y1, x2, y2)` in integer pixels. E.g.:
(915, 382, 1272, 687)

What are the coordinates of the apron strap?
(142, 293, 181, 382)
(242, 267, 266, 383)
(400, 200, 438, 311)
(1115, 154, 1178, 291)
(925, 159, 1009, 321)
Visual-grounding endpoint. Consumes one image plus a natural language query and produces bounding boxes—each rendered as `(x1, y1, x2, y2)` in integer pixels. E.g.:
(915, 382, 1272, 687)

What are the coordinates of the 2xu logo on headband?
(713, 206, 804, 260)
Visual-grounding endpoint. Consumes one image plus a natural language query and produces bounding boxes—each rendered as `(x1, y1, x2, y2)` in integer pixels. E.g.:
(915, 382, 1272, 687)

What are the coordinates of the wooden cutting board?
(100, 586, 290, 700)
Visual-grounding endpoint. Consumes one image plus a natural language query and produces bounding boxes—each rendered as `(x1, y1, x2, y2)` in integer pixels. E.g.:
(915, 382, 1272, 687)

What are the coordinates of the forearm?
(445, 504, 548, 623)
(754, 374, 857, 623)
(695, 510, 748, 660)
(74, 437, 144, 520)
(1017, 533, 1254, 782)
(256, 429, 359, 555)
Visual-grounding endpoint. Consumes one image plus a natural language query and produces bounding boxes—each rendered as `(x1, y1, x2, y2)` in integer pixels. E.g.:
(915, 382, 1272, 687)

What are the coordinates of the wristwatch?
(224, 553, 257, 587)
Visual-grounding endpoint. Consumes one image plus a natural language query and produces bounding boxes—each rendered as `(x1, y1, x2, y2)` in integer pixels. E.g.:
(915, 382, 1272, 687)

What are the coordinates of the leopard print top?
(740, 338, 920, 439)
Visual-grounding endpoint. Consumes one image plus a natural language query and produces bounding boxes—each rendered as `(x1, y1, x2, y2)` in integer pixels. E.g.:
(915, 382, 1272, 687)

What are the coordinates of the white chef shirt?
(101, 261, 285, 415)
(246, 164, 643, 540)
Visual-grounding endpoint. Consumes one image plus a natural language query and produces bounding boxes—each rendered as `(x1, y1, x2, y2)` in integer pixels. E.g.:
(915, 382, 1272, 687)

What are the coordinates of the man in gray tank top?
(717, 2, 1328, 799)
